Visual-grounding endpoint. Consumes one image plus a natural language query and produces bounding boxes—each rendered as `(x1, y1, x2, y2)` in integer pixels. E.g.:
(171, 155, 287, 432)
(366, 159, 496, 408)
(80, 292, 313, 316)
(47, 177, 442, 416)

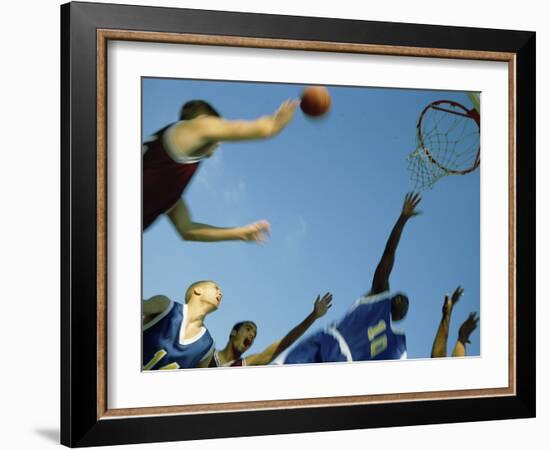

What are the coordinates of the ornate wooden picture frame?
(61, 2, 535, 446)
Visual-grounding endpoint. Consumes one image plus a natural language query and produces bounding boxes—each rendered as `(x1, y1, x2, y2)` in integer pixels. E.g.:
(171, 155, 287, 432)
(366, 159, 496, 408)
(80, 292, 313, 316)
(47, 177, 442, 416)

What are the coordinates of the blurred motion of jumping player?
(143, 99, 298, 243)
(281, 193, 421, 364)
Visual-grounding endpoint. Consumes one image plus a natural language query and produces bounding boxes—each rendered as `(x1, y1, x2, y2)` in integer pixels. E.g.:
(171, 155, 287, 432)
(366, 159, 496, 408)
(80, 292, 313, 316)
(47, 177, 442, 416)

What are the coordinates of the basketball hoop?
(407, 99, 480, 190)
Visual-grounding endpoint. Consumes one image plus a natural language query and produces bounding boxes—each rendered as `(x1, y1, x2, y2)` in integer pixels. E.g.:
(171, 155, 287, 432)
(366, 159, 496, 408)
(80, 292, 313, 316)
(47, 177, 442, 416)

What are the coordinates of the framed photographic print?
(61, 1, 535, 447)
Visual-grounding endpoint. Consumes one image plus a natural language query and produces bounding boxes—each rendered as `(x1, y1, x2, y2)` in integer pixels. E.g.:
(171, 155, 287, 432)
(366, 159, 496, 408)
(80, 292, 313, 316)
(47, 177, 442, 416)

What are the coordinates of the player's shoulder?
(360, 290, 391, 304)
(173, 116, 220, 133)
(348, 290, 391, 313)
(149, 294, 171, 301)
(142, 296, 176, 331)
(144, 124, 176, 142)
(147, 294, 172, 310)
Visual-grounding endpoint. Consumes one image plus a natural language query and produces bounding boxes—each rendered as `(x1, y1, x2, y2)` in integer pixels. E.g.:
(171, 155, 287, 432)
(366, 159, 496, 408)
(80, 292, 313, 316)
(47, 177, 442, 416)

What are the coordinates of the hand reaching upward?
(442, 286, 464, 316)
(458, 312, 479, 345)
(313, 293, 333, 319)
(401, 192, 422, 219)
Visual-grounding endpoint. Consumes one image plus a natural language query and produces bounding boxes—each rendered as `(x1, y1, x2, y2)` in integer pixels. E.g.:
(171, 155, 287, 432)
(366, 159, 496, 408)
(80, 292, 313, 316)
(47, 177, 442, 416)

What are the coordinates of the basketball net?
(407, 99, 480, 190)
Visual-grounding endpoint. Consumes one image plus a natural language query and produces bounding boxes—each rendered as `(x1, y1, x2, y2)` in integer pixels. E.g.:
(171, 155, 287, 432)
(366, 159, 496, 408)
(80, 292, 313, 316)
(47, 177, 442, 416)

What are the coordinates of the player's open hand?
(401, 192, 422, 219)
(442, 286, 464, 316)
(313, 292, 333, 319)
(241, 220, 271, 243)
(272, 99, 299, 135)
(458, 312, 479, 344)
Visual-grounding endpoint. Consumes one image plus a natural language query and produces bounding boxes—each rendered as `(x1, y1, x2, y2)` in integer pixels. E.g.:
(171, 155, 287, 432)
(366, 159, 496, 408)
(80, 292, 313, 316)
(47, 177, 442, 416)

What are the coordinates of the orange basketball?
(300, 86, 331, 117)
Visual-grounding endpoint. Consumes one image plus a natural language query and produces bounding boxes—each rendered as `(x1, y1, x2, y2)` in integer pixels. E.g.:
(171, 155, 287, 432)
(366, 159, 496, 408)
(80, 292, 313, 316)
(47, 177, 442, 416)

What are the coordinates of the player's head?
(185, 280, 223, 312)
(180, 100, 222, 159)
(390, 293, 409, 321)
(229, 321, 257, 354)
(179, 100, 220, 120)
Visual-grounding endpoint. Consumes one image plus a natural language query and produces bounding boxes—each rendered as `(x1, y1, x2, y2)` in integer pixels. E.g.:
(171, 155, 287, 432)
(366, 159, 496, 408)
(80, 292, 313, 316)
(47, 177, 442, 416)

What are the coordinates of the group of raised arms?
(142, 98, 478, 370)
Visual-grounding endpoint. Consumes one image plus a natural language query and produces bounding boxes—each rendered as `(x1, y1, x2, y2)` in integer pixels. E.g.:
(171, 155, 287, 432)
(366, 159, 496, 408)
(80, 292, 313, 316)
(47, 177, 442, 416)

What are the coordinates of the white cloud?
(194, 151, 223, 194)
(194, 153, 248, 205)
(223, 177, 247, 203)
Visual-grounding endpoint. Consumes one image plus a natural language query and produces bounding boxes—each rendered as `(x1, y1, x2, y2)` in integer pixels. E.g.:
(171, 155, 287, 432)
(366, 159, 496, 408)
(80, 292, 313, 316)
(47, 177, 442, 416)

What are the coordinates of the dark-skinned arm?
(245, 293, 333, 366)
(370, 192, 422, 294)
(451, 312, 479, 357)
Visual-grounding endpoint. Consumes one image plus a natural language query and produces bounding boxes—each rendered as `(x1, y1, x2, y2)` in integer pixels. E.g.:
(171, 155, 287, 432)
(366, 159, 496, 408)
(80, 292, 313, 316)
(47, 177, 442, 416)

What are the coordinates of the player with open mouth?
(210, 293, 333, 367)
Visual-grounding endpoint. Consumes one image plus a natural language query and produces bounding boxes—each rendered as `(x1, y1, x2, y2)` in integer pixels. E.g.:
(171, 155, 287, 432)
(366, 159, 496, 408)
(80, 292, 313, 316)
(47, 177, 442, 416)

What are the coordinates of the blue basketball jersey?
(143, 301, 215, 370)
(335, 291, 406, 361)
(283, 291, 406, 364)
(283, 328, 349, 364)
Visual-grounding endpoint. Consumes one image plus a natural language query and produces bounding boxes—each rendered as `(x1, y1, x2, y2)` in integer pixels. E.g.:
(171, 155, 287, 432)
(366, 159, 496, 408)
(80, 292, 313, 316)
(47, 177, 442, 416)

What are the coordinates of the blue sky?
(142, 77, 480, 360)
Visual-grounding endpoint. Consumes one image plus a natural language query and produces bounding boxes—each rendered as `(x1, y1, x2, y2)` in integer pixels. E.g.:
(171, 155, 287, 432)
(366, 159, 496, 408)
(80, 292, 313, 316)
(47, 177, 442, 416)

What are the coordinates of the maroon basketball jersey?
(142, 123, 204, 230)
(208, 351, 245, 367)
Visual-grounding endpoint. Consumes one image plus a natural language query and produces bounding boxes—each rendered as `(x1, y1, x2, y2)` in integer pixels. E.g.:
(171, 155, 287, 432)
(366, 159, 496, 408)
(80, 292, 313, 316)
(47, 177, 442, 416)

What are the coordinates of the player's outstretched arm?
(167, 199, 270, 244)
(174, 99, 298, 149)
(431, 287, 463, 358)
(370, 192, 422, 294)
(451, 312, 479, 357)
(245, 293, 333, 366)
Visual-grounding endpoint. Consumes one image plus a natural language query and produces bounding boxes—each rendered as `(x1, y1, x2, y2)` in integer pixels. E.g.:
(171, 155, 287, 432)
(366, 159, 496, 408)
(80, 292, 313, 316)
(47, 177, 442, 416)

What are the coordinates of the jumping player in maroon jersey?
(143, 99, 298, 243)
(209, 293, 333, 367)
